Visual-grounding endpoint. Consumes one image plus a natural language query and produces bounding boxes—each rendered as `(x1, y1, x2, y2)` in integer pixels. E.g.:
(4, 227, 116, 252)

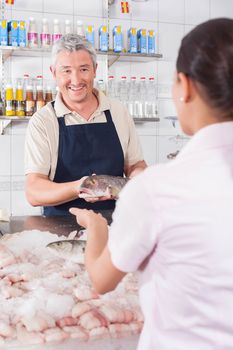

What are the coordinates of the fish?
(46, 239, 86, 264)
(79, 175, 129, 199)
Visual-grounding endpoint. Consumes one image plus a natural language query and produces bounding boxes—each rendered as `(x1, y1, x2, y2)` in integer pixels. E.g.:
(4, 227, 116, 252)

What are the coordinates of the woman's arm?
(69, 208, 126, 294)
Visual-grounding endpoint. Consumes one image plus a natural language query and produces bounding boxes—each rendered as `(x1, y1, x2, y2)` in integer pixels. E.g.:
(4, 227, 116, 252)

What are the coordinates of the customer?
(70, 18, 233, 350)
(25, 34, 146, 216)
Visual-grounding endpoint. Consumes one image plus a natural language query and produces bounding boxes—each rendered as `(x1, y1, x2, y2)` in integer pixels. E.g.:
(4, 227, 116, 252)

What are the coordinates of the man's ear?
(94, 63, 98, 79)
(50, 65, 56, 79)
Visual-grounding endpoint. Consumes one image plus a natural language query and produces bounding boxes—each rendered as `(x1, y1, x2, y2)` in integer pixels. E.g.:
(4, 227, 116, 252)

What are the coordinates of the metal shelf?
(97, 50, 163, 67)
(0, 116, 31, 121)
(133, 117, 160, 123)
(0, 46, 162, 66)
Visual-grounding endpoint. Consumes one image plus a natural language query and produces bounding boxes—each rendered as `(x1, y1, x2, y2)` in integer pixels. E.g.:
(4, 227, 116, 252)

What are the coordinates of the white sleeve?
(24, 114, 51, 176)
(108, 169, 162, 272)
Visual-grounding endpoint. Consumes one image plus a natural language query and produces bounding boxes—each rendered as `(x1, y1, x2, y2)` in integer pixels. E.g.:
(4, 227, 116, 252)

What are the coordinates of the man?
(25, 34, 147, 216)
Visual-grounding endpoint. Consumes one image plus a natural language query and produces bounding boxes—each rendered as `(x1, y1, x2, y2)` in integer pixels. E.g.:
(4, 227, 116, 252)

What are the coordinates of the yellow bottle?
(5, 83, 15, 116)
(15, 79, 25, 117)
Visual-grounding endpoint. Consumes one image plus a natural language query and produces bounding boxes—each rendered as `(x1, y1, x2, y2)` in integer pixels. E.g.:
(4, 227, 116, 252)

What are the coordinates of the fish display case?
(0, 215, 142, 350)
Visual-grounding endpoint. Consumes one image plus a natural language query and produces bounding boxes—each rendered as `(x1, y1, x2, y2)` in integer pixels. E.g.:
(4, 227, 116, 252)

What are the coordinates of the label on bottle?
(16, 101, 25, 116)
(148, 30, 155, 54)
(25, 100, 35, 116)
(52, 34, 62, 43)
(99, 25, 108, 52)
(113, 26, 122, 53)
(36, 100, 45, 111)
(5, 100, 15, 116)
(28, 32, 38, 47)
(40, 33, 51, 47)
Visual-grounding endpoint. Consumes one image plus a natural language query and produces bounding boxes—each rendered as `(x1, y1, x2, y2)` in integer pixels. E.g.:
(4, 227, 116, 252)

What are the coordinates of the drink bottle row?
(0, 75, 54, 117)
(0, 18, 156, 54)
(108, 76, 158, 118)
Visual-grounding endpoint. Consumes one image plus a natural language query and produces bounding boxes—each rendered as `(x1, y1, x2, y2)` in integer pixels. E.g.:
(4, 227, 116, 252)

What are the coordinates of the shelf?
(133, 117, 160, 123)
(97, 51, 163, 67)
(0, 46, 162, 66)
(0, 116, 160, 123)
(0, 116, 31, 121)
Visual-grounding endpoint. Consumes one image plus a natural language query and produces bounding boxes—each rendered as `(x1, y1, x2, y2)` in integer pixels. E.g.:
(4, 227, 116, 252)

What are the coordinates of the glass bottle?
(52, 19, 62, 44)
(25, 79, 35, 116)
(107, 75, 116, 98)
(145, 77, 157, 118)
(97, 79, 106, 94)
(35, 76, 45, 111)
(64, 19, 72, 35)
(137, 76, 147, 117)
(45, 85, 53, 104)
(5, 82, 15, 116)
(119, 76, 128, 107)
(28, 17, 38, 48)
(76, 20, 85, 37)
(15, 78, 25, 117)
(0, 90, 4, 116)
(40, 18, 51, 48)
(128, 76, 138, 117)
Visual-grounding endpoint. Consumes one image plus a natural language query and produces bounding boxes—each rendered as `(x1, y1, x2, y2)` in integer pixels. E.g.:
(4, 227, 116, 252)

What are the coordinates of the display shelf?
(0, 116, 160, 123)
(0, 46, 162, 66)
(0, 116, 30, 134)
(97, 50, 163, 67)
(0, 115, 31, 121)
(133, 117, 160, 123)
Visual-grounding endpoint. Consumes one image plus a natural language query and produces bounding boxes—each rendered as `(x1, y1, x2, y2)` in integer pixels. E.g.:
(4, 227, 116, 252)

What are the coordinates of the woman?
(70, 18, 233, 350)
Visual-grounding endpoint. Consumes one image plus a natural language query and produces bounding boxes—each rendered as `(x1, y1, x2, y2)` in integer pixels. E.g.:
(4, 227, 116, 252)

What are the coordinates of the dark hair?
(177, 18, 233, 117)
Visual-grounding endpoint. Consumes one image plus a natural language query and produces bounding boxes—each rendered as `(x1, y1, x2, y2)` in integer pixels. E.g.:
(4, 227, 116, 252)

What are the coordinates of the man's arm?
(125, 160, 147, 178)
(25, 173, 83, 207)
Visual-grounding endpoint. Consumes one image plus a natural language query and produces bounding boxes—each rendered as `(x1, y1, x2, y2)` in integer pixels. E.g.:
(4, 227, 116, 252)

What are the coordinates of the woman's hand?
(69, 207, 107, 231)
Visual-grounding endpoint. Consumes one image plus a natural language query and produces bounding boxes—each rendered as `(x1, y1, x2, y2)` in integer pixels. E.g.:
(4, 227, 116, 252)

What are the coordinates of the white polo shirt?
(108, 121, 233, 350)
(24, 89, 144, 180)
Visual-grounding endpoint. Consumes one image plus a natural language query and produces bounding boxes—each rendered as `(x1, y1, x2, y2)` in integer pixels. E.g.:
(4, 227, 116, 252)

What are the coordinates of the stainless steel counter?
(0, 210, 113, 236)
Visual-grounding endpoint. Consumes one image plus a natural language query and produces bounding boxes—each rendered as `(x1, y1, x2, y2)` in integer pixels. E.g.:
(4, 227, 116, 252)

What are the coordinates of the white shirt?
(24, 89, 144, 180)
(108, 121, 233, 350)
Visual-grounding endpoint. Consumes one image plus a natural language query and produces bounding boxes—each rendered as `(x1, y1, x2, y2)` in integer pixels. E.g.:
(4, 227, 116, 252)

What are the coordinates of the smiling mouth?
(69, 85, 86, 92)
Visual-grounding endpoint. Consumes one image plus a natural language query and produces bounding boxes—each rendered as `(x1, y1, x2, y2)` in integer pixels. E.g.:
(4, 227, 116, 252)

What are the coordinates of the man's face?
(51, 49, 97, 107)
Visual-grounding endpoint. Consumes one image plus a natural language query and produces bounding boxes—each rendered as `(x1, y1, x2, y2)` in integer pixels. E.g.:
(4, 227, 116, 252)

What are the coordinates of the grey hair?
(51, 33, 97, 68)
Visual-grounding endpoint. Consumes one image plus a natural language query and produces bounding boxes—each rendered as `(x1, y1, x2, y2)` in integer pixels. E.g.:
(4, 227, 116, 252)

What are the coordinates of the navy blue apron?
(43, 105, 124, 216)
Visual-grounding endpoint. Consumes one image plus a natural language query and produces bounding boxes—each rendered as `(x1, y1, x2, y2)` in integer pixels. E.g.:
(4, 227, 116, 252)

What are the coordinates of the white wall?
(0, 0, 232, 216)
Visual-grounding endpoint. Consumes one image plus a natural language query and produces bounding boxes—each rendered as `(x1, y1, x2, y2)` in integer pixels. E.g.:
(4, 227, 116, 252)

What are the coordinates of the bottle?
(23, 73, 30, 99)
(52, 19, 62, 44)
(97, 79, 106, 94)
(99, 25, 108, 52)
(15, 78, 25, 117)
(119, 76, 128, 107)
(27, 18, 38, 48)
(137, 76, 147, 117)
(44, 85, 53, 104)
(85, 25, 95, 46)
(113, 26, 123, 53)
(40, 18, 51, 48)
(35, 76, 45, 111)
(64, 19, 72, 35)
(128, 76, 138, 117)
(0, 91, 4, 115)
(76, 20, 85, 37)
(145, 77, 157, 118)
(107, 75, 116, 98)
(25, 79, 35, 116)
(5, 82, 15, 116)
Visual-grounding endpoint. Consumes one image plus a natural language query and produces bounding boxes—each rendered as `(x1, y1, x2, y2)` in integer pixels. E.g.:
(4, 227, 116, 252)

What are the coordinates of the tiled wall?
(0, 0, 232, 216)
